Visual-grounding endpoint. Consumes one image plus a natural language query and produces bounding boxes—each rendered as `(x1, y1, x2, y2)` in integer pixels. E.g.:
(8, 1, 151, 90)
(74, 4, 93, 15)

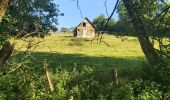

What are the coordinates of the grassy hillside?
(16, 33, 144, 57)
(14, 33, 145, 78)
(2, 33, 150, 99)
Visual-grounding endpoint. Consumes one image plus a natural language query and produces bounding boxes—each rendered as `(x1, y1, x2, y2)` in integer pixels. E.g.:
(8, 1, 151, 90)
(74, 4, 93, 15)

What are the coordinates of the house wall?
(75, 19, 96, 38)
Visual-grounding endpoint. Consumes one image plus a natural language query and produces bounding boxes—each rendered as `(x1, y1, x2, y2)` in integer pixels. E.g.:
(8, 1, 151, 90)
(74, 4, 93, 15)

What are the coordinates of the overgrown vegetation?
(0, 33, 169, 99)
(0, 0, 170, 99)
(0, 33, 144, 99)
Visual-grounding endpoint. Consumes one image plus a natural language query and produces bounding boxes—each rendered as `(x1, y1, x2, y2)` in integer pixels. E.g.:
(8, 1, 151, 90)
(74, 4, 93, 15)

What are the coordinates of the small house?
(73, 17, 96, 38)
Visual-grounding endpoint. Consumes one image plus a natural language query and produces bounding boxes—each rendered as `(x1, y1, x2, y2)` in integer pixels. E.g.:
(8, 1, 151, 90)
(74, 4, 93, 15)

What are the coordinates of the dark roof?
(74, 17, 96, 31)
(84, 17, 96, 29)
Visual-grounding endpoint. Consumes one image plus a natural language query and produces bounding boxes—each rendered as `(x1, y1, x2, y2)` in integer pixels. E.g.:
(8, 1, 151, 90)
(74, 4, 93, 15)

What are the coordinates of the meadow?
(16, 33, 144, 69)
(14, 33, 145, 78)
(2, 33, 166, 99)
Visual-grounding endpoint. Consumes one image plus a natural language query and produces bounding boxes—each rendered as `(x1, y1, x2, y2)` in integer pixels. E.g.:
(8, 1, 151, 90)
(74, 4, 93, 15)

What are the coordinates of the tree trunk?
(122, 0, 161, 66)
(0, 0, 12, 66)
(0, 42, 14, 65)
(0, 0, 10, 21)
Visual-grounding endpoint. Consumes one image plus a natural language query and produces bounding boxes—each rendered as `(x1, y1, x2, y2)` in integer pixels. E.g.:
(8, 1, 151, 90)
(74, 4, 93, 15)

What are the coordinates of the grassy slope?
(14, 33, 145, 80)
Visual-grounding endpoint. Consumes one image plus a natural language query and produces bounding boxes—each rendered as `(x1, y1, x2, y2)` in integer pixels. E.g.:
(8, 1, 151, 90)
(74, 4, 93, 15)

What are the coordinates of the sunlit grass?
(13, 33, 145, 78)
(15, 33, 144, 58)
(12, 33, 169, 81)
(10, 33, 150, 84)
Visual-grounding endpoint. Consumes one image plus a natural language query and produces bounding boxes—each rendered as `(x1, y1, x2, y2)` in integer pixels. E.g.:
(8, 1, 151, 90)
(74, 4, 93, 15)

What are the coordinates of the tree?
(0, 0, 60, 37)
(60, 27, 69, 33)
(92, 14, 105, 31)
(122, 0, 161, 66)
(107, 18, 116, 32)
(0, 0, 12, 66)
(51, 25, 58, 32)
(92, 14, 115, 33)
(116, 2, 135, 35)
(122, 0, 170, 66)
(0, 0, 61, 65)
(121, 0, 170, 85)
(117, 0, 163, 36)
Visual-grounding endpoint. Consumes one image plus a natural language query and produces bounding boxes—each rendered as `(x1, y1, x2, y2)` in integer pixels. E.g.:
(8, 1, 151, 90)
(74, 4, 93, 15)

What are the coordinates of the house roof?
(74, 17, 96, 31)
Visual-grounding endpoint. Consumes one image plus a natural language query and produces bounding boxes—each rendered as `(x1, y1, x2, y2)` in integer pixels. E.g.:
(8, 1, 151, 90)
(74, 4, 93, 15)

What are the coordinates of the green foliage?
(116, 0, 170, 36)
(107, 18, 116, 32)
(1, 64, 169, 99)
(142, 60, 170, 86)
(41, 66, 119, 100)
(61, 27, 70, 33)
(92, 14, 105, 31)
(0, 67, 35, 99)
(0, 62, 116, 99)
(0, 0, 61, 37)
(0, 33, 10, 45)
(0, 0, 169, 99)
(0, 34, 169, 99)
(113, 20, 135, 36)
(92, 14, 116, 32)
(115, 2, 136, 35)
(51, 25, 58, 32)
(114, 79, 170, 99)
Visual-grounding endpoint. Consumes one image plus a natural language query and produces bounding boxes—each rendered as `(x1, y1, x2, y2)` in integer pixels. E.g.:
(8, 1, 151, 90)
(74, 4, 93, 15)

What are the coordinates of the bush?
(114, 79, 170, 99)
(142, 61, 170, 86)
(0, 65, 117, 99)
(1, 58, 169, 99)
(50, 66, 117, 100)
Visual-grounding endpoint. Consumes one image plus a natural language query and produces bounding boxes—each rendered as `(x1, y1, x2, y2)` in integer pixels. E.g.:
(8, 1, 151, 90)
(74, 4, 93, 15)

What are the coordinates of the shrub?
(114, 79, 170, 99)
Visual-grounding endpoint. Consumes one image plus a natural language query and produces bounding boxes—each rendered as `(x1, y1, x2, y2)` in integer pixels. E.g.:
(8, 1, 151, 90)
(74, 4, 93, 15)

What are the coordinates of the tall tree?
(92, 14, 115, 32)
(107, 18, 116, 32)
(0, 0, 61, 65)
(92, 14, 105, 31)
(122, 0, 162, 66)
(116, 2, 135, 35)
(0, 0, 60, 37)
(0, 0, 12, 66)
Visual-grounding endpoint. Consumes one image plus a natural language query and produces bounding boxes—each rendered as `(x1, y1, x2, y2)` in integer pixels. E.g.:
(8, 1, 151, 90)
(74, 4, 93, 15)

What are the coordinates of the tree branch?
(98, 0, 120, 42)
(103, 0, 109, 17)
(75, 0, 83, 18)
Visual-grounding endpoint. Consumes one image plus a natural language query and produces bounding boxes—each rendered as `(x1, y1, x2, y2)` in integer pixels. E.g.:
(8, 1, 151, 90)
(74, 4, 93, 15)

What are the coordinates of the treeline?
(92, 14, 135, 36)
(92, 1, 170, 36)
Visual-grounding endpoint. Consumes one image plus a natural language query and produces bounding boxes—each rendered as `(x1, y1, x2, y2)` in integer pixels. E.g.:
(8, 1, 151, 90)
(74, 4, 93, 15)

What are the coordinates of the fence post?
(45, 66, 54, 92)
(112, 68, 118, 85)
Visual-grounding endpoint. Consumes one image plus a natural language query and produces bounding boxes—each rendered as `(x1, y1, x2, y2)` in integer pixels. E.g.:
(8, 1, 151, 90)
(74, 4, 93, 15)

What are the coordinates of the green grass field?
(2, 33, 156, 99)
(13, 33, 145, 80)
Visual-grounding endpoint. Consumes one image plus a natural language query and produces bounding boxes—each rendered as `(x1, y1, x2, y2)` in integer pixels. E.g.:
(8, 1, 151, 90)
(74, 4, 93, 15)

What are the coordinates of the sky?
(54, 0, 119, 29)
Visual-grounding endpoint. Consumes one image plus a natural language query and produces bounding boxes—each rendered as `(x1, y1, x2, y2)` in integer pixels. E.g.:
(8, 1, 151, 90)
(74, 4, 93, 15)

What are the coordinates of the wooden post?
(112, 68, 118, 85)
(45, 67, 54, 92)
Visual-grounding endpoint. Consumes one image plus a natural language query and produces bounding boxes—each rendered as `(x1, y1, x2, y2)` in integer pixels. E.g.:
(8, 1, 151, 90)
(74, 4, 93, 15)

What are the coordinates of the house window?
(83, 22, 86, 27)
